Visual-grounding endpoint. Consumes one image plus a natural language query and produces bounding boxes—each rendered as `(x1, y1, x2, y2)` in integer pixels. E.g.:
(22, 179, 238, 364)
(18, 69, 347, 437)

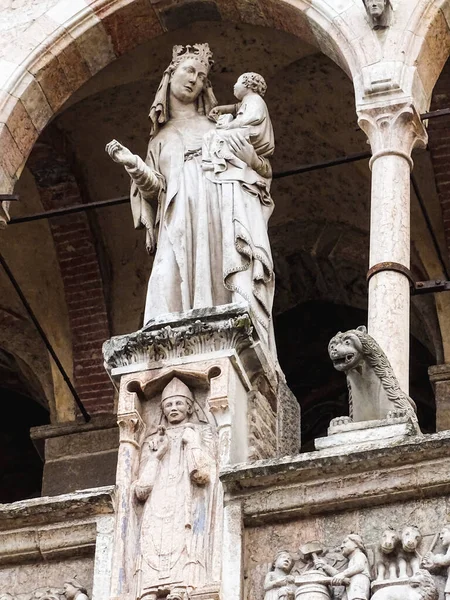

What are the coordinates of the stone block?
(31, 416, 119, 496)
(314, 414, 421, 450)
(0, 488, 114, 600)
(429, 363, 450, 431)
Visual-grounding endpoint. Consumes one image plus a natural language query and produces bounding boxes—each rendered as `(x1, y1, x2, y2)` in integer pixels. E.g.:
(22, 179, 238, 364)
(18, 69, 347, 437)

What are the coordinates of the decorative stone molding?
(103, 304, 255, 373)
(358, 103, 428, 169)
(117, 410, 144, 448)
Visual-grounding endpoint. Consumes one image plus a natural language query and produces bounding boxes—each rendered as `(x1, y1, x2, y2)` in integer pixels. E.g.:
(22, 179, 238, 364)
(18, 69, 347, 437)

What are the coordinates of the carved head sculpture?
(439, 524, 450, 547)
(341, 534, 367, 558)
(149, 43, 217, 138)
(234, 72, 268, 100)
(362, 0, 392, 29)
(328, 326, 367, 372)
(379, 527, 400, 554)
(409, 570, 439, 600)
(401, 525, 422, 552)
(63, 581, 88, 600)
(272, 550, 294, 573)
(161, 377, 194, 425)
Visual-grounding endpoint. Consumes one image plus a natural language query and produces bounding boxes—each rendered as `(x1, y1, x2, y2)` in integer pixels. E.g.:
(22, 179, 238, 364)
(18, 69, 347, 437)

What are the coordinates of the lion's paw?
(330, 416, 353, 427)
(387, 410, 407, 420)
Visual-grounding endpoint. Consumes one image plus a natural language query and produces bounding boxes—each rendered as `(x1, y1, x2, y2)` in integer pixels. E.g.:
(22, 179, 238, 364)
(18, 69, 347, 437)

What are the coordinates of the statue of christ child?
(134, 377, 217, 600)
(203, 72, 274, 176)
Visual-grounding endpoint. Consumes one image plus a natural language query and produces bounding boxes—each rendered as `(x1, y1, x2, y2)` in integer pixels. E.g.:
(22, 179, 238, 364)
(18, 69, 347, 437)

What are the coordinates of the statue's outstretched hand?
(105, 139, 136, 169)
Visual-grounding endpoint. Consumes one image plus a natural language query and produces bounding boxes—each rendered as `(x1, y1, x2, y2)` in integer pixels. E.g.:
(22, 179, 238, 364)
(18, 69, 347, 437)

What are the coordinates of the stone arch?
(0, 0, 366, 194)
(403, 0, 450, 110)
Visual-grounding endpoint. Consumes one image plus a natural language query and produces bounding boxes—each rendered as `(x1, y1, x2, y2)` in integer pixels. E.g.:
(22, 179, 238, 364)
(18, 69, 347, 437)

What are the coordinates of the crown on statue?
(171, 43, 214, 70)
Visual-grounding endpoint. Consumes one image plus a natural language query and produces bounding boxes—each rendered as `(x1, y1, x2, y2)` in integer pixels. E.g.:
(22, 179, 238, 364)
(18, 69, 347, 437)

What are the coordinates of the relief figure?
(264, 551, 295, 600)
(422, 524, 450, 600)
(134, 377, 217, 600)
(314, 535, 371, 600)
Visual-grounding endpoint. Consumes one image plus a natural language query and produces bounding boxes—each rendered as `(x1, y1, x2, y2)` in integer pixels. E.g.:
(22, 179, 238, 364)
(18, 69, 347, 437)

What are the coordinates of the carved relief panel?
(113, 367, 223, 600)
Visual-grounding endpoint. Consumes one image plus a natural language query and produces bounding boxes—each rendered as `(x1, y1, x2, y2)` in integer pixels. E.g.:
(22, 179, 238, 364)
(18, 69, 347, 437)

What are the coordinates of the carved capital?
(358, 103, 427, 170)
(117, 410, 144, 447)
(103, 305, 254, 372)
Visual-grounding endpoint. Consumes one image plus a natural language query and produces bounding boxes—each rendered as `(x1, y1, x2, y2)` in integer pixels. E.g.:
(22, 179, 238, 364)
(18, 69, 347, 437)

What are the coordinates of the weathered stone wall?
(248, 390, 277, 461)
(0, 488, 114, 600)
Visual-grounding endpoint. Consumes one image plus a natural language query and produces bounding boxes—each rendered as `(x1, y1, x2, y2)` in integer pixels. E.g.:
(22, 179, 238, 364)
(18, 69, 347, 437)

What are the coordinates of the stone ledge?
(220, 432, 450, 522)
(30, 415, 117, 441)
(429, 363, 450, 382)
(0, 486, 115, 531)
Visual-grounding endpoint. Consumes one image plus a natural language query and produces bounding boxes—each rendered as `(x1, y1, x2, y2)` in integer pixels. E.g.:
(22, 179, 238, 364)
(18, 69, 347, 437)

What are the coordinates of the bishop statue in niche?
(133, 377, 218, 600)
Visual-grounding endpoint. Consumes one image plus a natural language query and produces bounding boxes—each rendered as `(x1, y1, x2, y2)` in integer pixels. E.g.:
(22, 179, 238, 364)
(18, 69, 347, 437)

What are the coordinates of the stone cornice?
(220, 432, 450, 522)
(0, 486, 114, 530)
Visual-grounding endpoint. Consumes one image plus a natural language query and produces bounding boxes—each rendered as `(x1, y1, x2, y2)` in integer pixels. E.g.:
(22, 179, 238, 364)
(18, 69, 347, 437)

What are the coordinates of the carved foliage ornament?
(103, 313, 254, 370)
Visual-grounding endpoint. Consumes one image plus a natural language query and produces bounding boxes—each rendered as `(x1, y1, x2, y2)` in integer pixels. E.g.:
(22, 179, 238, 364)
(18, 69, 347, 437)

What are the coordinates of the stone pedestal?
(103, 303, 299, 600)
(429, 364, 450, 431)
(314, 413, 422, 451)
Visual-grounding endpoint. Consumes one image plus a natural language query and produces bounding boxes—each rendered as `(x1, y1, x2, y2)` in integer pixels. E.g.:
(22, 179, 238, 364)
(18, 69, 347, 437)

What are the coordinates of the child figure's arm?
(209, 104, 238, 122)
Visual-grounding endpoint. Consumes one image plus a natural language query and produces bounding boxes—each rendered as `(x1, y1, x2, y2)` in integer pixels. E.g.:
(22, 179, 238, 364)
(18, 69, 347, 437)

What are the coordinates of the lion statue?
(328, 326, 416, 423)
(371, 570, 438, 600)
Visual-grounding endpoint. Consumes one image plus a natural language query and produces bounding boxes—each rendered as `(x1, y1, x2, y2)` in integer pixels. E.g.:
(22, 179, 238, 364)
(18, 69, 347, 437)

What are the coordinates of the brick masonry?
(428, 59, 450, 259)
(27, 135, 113, 416)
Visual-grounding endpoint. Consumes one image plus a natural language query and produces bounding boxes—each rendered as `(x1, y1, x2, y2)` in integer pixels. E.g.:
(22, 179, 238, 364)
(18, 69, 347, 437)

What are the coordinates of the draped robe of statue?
(127, 112, 275, 350)
(135, 420, 216, 598)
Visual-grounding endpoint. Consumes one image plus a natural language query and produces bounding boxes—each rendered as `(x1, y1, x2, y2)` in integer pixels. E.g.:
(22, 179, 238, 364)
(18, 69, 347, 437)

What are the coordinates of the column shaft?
(368, 153, 411, 393)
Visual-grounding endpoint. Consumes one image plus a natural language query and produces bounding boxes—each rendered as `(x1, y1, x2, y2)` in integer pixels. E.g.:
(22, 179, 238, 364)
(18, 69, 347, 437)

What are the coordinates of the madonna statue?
(106, 43, 276, 352)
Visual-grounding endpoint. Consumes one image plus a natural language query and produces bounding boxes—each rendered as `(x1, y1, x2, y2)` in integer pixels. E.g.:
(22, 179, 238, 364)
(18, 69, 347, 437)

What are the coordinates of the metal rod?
(411, 173, 450, 281)
(421, 108, 450, 121)
(6, 105, 450, 223)
(9, 196, 129, 224)
(0, 194, 19, 201)
(0, 250, 91, 422)
(273, 151, 371, 180)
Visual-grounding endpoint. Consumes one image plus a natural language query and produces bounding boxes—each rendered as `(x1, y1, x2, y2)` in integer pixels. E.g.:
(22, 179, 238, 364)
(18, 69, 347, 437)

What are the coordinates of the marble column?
(358, 103, 428, 393)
